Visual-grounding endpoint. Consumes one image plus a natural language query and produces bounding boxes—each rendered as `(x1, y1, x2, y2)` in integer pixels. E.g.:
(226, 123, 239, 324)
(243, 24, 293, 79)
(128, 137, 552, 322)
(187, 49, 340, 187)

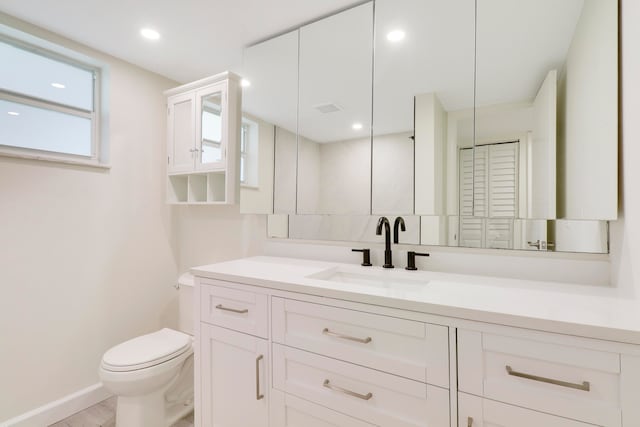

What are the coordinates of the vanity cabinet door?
(167, 91, 196, 174)
(271, 389, 377, 427)
(458, 392, 601, 427)
(200, 324, 268, 427)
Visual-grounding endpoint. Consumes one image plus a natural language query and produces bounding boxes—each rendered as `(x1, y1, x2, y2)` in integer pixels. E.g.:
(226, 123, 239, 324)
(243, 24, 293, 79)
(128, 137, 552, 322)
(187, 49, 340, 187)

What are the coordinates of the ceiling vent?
(314, 103, 342, 114)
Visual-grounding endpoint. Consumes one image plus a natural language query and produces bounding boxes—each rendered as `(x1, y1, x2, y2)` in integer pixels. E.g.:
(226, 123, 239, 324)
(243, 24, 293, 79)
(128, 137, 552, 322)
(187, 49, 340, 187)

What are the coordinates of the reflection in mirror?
(297, 2, 373, 215)
(289, 215, 420, 245)
(240, 30, 299, 214)
(373, 0, 475, 221)
(471, 0, 617, 251)
(201, 93, 223, 165)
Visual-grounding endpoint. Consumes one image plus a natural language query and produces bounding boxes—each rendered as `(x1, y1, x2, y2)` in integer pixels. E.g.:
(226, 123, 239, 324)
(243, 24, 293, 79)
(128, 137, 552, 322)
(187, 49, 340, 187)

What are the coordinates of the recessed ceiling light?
(51, 82, 66, 89)
(240, 79, 251, 88)
(7, 111, 20, 116)
(386, 29, 406, 42)
(352, 122, 363, 130)
(140, 28, 161, 40)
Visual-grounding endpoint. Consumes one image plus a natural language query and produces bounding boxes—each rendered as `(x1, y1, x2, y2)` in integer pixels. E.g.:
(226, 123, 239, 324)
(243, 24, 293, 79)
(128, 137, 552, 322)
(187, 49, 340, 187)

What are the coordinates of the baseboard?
(1, 383, 112, 427)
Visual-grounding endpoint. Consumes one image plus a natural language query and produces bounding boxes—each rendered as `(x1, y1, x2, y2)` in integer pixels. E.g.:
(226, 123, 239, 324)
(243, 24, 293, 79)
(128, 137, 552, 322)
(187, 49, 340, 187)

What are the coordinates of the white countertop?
(192, 256, 640, 345)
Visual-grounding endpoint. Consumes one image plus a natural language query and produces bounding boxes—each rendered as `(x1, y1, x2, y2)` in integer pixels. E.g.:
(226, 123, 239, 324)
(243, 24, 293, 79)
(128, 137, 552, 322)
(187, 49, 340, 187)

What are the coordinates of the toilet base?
(115, 391, 193, 427)
(116, 390, 165, 427)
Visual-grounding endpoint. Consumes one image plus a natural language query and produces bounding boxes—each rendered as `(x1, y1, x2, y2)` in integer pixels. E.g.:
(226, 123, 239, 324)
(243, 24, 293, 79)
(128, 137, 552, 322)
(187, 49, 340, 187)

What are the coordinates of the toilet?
(99, 273, 195, 427)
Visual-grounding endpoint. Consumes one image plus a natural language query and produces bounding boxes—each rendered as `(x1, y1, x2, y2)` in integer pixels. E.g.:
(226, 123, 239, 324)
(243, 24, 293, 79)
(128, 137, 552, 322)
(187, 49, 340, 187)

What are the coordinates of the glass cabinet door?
(196, 83, 226, 170)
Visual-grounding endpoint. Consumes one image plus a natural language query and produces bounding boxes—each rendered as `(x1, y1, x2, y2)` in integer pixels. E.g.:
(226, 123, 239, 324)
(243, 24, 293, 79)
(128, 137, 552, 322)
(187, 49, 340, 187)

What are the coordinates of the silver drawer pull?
(215, 304, 248, 314)
(323, 379, 373, 400)
(505, 365, 590, 391)
(467, 417, 474, 427)
(255, 355, 264, 400)
(322, 328, 372, 344)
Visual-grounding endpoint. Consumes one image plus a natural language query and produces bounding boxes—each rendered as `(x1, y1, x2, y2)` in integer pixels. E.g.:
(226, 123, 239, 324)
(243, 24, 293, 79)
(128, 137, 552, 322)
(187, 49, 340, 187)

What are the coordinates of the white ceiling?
(0, 0, 363, 83)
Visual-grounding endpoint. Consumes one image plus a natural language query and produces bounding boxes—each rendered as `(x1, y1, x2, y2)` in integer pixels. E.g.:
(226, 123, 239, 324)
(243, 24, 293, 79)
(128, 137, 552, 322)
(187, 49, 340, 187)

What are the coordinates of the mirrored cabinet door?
(472, 0, 617, 252)
(196, 83, 226, 170)
(241, 29, 299, 215)
(297, 2, 373, 215)
(372, 0, 475, 221)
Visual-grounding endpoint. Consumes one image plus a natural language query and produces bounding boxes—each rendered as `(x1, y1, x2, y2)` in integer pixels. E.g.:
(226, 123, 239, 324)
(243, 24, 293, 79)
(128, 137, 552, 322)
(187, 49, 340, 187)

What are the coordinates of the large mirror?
(240, 29, 298, 218)
(469, 0, 616, 252)
(296, 2, 373, 216)
(243, 0, 617, 254)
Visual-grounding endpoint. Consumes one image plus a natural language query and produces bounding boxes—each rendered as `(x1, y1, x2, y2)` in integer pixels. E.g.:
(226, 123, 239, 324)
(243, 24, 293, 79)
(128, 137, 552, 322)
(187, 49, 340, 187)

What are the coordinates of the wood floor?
(49, 396, 194, 427)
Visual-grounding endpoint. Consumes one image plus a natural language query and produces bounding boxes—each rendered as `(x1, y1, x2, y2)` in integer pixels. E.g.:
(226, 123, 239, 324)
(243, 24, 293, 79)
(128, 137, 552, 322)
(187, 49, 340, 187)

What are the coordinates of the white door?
(167, 92, 196, 173)
(530, 69, 557, 219)
(200, 324, 268, 427)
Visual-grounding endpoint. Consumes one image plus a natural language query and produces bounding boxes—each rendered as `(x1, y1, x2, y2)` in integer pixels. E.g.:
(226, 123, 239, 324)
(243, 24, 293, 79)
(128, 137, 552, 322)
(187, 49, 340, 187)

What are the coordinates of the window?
(0, 34, 103, 165)
(240, 117, 259, 187)
(240, 122, 249, 183)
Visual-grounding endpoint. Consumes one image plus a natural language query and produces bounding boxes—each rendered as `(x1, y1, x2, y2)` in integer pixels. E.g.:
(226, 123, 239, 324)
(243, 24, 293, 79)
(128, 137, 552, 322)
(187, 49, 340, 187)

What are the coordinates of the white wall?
(273, 126, 297, 214)
(372, 132, 414, 215)
(174, 206, 266, 273)
(610, 0, 640, 295)
(558, 0, 618, 220)
(0, 14, 179, 422)
(415, 93, 446, 216)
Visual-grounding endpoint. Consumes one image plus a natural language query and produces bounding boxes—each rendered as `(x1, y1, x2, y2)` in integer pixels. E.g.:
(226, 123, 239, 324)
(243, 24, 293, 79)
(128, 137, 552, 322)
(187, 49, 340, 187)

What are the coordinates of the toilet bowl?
(99, 274, 195, 427)
(99, 328, 194, 427)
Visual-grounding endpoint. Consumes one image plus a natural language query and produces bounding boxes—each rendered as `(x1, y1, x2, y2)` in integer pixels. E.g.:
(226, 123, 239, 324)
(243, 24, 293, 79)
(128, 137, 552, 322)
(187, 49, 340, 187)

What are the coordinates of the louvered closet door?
(459, 148, 486, 248)
(486, 143, 518, 249)
(488, 143, 518, 218)
(459, 143, 519, 249)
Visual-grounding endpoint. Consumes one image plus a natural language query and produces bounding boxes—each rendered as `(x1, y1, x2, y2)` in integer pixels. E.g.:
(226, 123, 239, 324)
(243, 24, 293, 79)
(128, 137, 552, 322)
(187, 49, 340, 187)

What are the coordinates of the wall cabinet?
(165, 71, 241, 204)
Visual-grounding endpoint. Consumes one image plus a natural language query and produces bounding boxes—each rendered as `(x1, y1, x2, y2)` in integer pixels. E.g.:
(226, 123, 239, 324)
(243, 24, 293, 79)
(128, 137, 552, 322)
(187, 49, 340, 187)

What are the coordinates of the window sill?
(0, 151, 111, 169)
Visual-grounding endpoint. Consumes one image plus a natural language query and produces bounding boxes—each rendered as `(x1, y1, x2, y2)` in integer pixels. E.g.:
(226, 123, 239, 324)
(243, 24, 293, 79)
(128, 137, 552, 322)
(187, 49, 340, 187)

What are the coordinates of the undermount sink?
(308, 266, 429, 290)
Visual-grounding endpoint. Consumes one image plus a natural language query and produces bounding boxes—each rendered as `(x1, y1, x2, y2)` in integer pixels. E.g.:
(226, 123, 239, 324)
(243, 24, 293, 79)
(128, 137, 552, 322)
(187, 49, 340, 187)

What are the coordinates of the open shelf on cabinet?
(167, 172, 228, 204)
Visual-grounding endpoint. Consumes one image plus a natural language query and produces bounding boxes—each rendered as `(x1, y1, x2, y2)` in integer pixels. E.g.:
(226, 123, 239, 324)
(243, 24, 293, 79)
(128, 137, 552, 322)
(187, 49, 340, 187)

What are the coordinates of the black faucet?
(376, 217, 394, 268)
(393, 217, 406, 243)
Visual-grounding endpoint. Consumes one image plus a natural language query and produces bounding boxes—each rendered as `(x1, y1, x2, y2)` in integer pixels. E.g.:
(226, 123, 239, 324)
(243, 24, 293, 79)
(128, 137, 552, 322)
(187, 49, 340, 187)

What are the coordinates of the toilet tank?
(177, 273, 194, 335)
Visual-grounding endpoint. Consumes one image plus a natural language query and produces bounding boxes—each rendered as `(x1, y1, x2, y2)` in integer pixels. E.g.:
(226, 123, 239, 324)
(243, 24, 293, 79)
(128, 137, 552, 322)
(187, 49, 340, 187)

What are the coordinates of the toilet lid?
(102, 328, 192, 372)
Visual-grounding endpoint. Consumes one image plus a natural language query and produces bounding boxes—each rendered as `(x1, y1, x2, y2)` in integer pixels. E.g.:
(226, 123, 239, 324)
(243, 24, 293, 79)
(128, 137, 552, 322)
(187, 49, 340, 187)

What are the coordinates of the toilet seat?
(101, 328, 192, 372)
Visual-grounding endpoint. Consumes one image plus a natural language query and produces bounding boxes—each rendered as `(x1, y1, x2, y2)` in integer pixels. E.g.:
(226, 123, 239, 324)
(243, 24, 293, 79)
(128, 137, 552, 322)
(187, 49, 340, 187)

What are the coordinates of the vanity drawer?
(200, 282, 268, 338)
(272, 297, 449, 387)
(271, 389, 376, 427)
(458, 329, 621, 427)
(273, 343, 450, 427)
(458, 392, 602, 427)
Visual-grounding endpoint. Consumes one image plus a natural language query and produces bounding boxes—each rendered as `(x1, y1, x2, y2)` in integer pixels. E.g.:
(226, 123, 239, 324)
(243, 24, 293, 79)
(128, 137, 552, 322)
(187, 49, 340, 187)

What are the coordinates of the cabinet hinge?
(167, 156, 170, 165)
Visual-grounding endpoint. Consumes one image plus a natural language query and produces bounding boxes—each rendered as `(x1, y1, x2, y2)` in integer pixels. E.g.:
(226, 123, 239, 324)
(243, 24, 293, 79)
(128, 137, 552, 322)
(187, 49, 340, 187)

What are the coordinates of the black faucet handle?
(406, 251, 430, 271)
(352, 248, 372, 266)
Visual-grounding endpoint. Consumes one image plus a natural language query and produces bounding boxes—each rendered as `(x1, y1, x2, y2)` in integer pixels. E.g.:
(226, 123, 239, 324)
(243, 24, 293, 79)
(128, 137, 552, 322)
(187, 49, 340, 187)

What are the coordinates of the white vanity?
(191, 257, 640, 427)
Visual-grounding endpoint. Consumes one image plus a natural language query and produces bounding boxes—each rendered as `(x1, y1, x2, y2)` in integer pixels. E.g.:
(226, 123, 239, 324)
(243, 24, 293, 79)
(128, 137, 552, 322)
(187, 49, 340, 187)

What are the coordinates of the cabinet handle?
(322, 328, 372, 344)
(215, 304, 248, 314)
(505, 365, 590, 391)
(467, 416, 473, 427)
(323, 379, 372, 401)
(255, 355, 264, 400)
